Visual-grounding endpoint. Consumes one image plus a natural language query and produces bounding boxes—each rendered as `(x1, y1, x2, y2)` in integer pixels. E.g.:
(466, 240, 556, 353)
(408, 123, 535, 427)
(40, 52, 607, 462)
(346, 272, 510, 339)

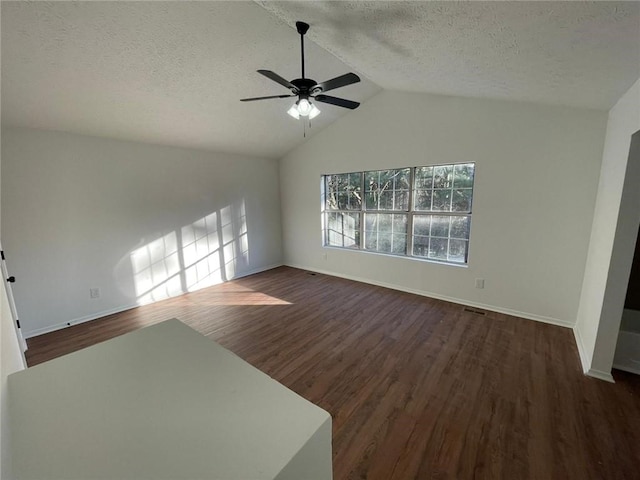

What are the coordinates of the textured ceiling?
(2, 2, 639, 160)
(0, 1, 380, 159)
(260, 1, 640, 110)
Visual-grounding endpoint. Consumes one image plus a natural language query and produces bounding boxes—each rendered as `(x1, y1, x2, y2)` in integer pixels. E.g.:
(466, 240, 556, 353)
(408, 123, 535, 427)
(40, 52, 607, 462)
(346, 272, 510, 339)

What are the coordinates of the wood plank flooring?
(25, 266, 640, 480)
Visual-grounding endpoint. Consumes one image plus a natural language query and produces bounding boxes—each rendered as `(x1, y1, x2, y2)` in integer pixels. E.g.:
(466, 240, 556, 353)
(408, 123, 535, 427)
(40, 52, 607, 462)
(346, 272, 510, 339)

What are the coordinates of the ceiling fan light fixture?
(287, 104, 300, 119)
(308, 103, 321, 120)
(242, 20, 360, 127)
(297, 98, 312, 116)
(287, 99, 321, 120)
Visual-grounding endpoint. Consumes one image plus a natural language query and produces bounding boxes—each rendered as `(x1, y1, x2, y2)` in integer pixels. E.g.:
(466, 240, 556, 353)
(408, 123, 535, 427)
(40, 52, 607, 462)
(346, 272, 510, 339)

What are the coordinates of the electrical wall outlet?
(475, 278, 485, 289)
(89, 287, 100, 299)
(322, 252, 328, 260)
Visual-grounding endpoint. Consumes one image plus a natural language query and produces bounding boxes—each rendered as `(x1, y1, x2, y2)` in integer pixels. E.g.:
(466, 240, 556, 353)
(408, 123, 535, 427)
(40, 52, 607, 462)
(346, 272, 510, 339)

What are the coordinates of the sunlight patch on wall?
(182, 212, 224, 292)
(129, 200, 257, 306)
(220, 202, 249, 282)
(131, 232, 183, 305)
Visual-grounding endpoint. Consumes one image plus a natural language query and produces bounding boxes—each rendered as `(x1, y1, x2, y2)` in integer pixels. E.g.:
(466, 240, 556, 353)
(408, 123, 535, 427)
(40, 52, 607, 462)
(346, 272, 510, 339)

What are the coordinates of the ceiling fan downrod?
(297, 21, 309, 80)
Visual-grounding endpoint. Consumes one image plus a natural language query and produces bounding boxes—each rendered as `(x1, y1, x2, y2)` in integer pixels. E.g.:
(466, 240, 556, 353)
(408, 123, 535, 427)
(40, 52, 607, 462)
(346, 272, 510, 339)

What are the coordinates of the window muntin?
(322, 163, 474, 265)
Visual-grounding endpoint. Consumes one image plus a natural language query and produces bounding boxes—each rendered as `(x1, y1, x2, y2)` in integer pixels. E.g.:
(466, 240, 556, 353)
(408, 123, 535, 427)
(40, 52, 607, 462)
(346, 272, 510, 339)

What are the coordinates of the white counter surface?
(9, 319, 332, 479)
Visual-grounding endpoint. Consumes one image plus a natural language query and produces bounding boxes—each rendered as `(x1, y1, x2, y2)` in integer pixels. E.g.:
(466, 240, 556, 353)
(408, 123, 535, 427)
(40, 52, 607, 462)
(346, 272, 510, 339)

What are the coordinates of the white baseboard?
(586, 368, 615, 383)
(285, 263, 574, 328)
(24, 262, 284, 339)
(24, 303, 140, 339)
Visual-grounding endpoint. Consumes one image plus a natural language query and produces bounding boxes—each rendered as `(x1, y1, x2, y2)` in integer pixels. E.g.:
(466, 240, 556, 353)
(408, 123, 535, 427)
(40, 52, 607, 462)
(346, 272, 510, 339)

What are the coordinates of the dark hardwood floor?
(26, 266, 640, 480)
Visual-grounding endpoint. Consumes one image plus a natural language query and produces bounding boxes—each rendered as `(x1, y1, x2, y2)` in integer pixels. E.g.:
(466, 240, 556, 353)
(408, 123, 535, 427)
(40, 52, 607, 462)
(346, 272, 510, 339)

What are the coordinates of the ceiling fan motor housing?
(291, 78, 320, 97)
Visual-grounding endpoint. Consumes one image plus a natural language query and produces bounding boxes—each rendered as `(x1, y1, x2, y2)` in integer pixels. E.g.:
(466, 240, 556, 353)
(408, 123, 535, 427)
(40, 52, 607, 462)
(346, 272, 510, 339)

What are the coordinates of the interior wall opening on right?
(615, 225, 640, 374)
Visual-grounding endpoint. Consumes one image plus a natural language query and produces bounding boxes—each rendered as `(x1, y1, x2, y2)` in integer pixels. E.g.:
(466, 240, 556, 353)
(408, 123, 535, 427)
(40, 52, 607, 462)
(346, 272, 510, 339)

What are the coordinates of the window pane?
(413, 215, 431, 236)
(327, 212, 339, 245)
(413, 235, 429, 257)
(432, 189, 452, 211)
(352, 191, 363, 210)
(379, 170, 395, 188)
(364, 171, 377, 193)
(326, 173, 362, 210)
(337, 193, 349, 210)
(379, 191, 393, 210)
(429, 238, 448, 260)
(450, 216, 470, 239)
(412, 215, 470, 262)
(349, 172, 362, 188)
(364, 213, 407, 254)
(364, 212, 375, 230)
(414, 189, 432, 211)
(394, 191, 409, 210)
(452, 189, 472, 212)
(393, 213, 407, 231)
(415, 166, 433, 189)
(431, 216, 450, 238)
(364, 190, 377, 209)
(364, 170, 381, 193)
(364, 168, 410, 211)
(365, 232, 377, 250)
(326, 212, 360, 248)
(392, 234, 407, 254)
(448, 239, 468, 263)
(364, 213, 378, 250)
(453, 164, 475, 188)
(377, 233, 392, 253)
(395, 169, 411, 190)
(325, 176, 338, 210)
(433, 165, 453, 189)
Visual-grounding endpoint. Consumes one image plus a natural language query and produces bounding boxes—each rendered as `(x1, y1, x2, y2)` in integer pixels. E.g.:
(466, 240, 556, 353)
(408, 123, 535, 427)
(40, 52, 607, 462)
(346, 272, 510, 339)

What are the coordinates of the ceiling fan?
(240, 21, 361, 120)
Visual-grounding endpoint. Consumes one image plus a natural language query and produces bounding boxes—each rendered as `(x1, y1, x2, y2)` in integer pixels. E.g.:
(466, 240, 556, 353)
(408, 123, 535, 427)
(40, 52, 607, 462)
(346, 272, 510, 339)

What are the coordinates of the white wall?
(1, 128, 283, 337)
(280, 90, 607, 326)
(1, 278, 25, 479)
(575, 78, 640, 380)
(1, 125, 27, 480)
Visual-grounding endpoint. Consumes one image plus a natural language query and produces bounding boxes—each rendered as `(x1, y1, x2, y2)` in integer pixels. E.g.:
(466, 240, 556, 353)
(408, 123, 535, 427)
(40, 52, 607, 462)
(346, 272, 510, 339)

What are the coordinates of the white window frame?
(321, 163, 475, 265)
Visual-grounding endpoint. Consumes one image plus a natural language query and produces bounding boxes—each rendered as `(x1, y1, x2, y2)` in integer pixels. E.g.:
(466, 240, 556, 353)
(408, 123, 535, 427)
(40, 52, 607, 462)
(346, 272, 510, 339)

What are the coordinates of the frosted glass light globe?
(297, 99, 312, 116)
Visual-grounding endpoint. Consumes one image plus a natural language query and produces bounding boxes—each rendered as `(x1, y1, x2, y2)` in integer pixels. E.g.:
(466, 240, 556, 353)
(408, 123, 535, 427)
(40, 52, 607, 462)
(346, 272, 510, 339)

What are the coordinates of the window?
(322, 163, 475, 265)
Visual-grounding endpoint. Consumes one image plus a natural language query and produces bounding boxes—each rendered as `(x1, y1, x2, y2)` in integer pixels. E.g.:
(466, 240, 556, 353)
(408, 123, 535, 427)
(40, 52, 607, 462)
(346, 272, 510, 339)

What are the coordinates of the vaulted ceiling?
(2, 1, 639, 159)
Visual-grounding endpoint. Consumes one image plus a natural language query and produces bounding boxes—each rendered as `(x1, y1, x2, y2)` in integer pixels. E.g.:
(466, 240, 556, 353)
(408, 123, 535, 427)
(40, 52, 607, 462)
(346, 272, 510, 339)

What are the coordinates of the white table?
(9, 319, 332, 479)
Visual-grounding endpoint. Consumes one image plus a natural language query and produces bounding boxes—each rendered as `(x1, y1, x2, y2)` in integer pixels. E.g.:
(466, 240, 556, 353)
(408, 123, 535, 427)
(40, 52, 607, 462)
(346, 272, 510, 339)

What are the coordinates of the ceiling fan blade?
(240, 94, 296, 102)
(315, 73, 360, 93)
(314, 94, 360, 110)
(257, 70, 297, 91)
